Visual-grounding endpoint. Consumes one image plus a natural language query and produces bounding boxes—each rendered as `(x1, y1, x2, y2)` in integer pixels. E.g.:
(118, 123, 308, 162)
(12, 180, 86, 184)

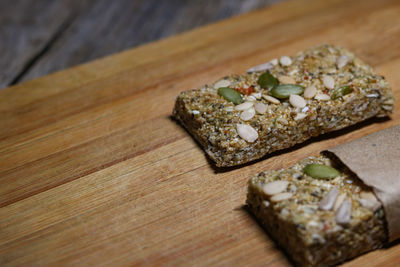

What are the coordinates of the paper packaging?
(323, 125, 400, 242)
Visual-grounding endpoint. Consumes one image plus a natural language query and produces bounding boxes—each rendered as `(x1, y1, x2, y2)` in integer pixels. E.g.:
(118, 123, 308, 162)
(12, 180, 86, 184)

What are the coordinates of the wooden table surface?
(0, 0, 280, 89)
(1, 0, 400, 266)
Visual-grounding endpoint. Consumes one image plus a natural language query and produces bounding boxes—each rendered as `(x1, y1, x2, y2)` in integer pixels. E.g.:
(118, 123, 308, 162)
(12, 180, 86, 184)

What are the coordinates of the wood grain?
(0, 0, 97, 89)
(0, 0, 280, 88)
(1, 0, 400, 265)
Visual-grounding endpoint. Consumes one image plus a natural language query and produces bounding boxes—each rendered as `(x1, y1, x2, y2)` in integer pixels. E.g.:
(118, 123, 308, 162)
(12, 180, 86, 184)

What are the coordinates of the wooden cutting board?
(1, 0, 400, 265)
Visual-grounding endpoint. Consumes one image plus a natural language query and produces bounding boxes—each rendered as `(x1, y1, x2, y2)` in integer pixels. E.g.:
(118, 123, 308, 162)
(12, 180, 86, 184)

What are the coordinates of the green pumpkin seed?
(331, 85, 352, 99)
(270, 84, 304, 99)
(303, 164, 340, 179)
(217, 87, 243, 105)
(258, 72, 279, 89)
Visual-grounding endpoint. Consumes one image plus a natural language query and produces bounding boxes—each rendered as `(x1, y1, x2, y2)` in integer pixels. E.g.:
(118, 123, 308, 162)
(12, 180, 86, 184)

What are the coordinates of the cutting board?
(1, 0, 400, 265)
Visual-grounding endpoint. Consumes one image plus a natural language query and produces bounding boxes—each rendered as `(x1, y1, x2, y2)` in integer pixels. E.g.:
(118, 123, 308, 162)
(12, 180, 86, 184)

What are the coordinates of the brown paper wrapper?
(323, 125, 400, 242)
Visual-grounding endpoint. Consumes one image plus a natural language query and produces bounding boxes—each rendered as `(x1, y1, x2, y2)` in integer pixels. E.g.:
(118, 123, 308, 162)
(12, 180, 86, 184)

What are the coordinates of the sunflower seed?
(334, 194, 346, 211)
(336, 198, 352, 224)
(336, 55, 349, 69)
(280, 56, 292, 66)
(277, 118, 288, 125)
(294, 112, 308, 121)
(382, 105, 393, 111)
(225, 106, 234, 112)
(315, 93, 331, 101)
(270, 58, 278, 65)
(383, 98, 394, 105)
(319, 187, 339, 210)
(289, 94, 306, 108)
(301, 106, 309, 113)
(236, 124, 258, 142)
(271, 192, 293, 202)
(252, 92, 262, 99)
(214, 79, 231, 89)
(262, 94, 280, 104)
(254, 102, 267, 114)
(240, 107, 255, 121)
(366, 94, 380, 98)
(322, 75, 335, 89)
(263, 180, 289, 195)
(304, 85, 317, 99)
(235, 101, 254, 111)
(247, 95, 257, 101)
(247, 62, 274, 72)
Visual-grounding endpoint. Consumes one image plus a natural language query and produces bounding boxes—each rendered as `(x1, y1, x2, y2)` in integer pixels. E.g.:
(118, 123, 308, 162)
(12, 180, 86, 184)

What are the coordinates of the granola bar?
(173, 44, 394, 167)
(246, 154, 387, 266)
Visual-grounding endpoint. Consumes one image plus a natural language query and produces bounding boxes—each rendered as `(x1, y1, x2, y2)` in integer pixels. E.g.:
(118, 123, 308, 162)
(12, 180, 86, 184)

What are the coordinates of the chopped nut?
(236, 124, 258, 142)
(270, 58, 278, 65)
(254, 102, 267, 114)
(304, 85, 317, 99)
(319, 187, 339, 210)
(280, 56, 292, 66)
(271, 192, 293, 202)
(224, 106, 234, 112)
(277, 118, 289, 125)
(262, 94, 280, 104)
(263, 180, 289, 195)
(235, 101, 254, 111)
(252, 92, 262, 99)
(383, 98, 394, 105)
(322, 75, 335, 89)
(358, 192, 382, 212)
(382, 105, 393, 111)
(336, 198, 352, 224)
(294, 112, 308, 121)
(289, 94, 306, 108)
(278, 75, 296, 84)
(240, 107, 256, 121)
(214, 79, 231, 89)
(301, 106, 309, 113)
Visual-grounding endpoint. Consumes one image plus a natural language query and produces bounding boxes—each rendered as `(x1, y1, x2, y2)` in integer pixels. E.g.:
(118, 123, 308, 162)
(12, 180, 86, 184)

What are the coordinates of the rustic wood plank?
(0, 0, 92, 89)
(1, 0, 397, 144)
(17, 0, 281, 84)
(1, 0, 400, 265)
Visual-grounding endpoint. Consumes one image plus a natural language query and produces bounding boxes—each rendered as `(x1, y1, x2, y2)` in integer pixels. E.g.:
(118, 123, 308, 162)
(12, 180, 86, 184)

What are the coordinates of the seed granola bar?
(173, 44, 394, 167)
(246, 154, 387, 267)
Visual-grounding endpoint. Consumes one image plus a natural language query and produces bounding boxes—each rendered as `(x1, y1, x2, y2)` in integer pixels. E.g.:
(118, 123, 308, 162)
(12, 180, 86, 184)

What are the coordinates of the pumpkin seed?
(270, 84, 304, 99)
(303, 164, 340, 179)
(258, 72, 279, 89)
(218, 87, 243, 105)
(331, 85, 352, 99)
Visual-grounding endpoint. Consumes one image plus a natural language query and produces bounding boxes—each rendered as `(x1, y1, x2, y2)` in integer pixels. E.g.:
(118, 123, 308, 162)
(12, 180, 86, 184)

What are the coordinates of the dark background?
(0, 0, 283, 89)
